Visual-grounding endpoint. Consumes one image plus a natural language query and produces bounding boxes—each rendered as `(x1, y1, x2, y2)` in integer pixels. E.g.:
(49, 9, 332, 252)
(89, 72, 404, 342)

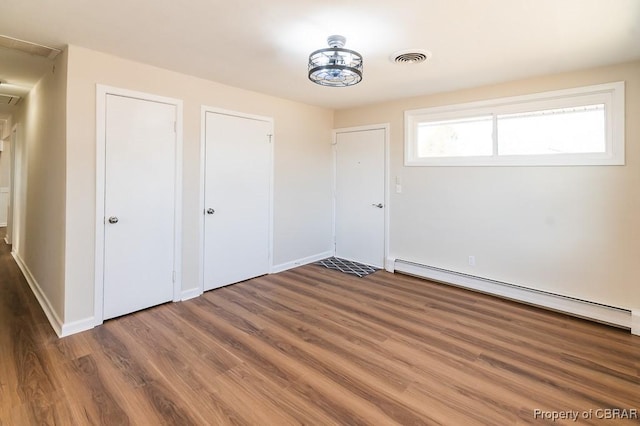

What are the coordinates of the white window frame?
(405, 81, 625, 166)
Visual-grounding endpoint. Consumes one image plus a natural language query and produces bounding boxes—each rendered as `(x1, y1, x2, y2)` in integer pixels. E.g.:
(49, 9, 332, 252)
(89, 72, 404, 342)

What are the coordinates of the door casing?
(95, 85, 183, 325)
(332, 124, 390, 270)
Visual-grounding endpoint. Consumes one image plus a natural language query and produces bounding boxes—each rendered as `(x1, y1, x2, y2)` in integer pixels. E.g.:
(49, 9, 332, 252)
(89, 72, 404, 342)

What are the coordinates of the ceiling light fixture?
(308, 35, 363, 87)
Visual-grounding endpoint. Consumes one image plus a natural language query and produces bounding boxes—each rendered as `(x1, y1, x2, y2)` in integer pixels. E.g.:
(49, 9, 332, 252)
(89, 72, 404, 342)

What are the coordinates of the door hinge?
(173, 121, 177, 133)
(172, 271, 176, 283)
(267, 134, 273, 143)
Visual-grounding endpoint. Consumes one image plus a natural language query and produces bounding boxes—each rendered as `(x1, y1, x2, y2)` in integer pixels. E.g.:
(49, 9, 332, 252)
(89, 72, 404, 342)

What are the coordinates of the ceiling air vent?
(390, 49, 432, 64)
(0, 35, 61, 59)
(0, 93, 21, 106)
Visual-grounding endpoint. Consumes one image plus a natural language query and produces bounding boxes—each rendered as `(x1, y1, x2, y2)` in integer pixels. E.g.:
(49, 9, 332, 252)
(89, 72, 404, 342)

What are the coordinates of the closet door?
(203, 110, 272, 290)
(103, 94, 178, 319)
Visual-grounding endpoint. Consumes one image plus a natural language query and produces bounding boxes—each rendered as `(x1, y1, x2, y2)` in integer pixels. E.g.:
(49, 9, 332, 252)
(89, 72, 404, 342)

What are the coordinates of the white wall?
(11, 50, 68, 321)
(0, 139, 11, 188)
(0, 139, 11, 226)
(335, 61, 640, 313)
(0, 115, 12, 228)
(64, 45, 334, 324)
(0, 114, 12, 139)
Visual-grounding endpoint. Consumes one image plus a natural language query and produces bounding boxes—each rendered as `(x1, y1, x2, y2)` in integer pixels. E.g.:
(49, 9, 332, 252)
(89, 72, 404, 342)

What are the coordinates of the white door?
(335, 128, 386, 268)
(203, 111, 271, 291)
(103, 94, 177, 319)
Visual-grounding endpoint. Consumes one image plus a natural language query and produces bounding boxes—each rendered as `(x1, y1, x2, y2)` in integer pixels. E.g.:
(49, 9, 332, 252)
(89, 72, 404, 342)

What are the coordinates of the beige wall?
(0, 141, 11, 188)
(0, 107, 15, 120)
(64, 45, 334, 323)
(0, 117, 12, 229)
(12, 50, 68, 319)
(0, 114, 12, 188)
(335, 61, 640, 312)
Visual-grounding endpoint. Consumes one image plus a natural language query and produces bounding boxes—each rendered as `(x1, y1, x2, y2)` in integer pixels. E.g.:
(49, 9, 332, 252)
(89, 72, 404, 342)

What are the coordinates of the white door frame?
(95, 85, 183, 325)
(198, 106, 274, 297)
(332, 123, 390, 270)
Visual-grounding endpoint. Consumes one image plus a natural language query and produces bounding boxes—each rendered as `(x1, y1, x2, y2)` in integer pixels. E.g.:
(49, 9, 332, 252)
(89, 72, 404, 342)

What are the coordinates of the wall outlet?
(468, 255, 475, 266)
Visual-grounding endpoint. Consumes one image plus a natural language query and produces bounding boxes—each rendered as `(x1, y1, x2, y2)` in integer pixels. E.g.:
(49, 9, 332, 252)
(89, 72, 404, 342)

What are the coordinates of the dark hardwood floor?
(1, 240, 639, 425)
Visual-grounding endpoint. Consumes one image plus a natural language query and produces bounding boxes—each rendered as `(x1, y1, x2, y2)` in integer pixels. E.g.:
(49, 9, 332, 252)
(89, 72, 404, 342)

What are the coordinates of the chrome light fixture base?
(308, 35, 363, 87)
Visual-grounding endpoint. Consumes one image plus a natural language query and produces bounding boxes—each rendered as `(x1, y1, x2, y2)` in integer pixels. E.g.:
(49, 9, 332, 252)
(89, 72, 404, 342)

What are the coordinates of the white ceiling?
(1, 0, 639, 109)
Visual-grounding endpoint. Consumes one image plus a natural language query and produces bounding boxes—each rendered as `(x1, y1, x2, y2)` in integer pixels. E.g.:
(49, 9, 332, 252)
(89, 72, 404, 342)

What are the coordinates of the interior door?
(203, 111, 271, 291)
(335, 128, 385, 268)
(103, 94, 177, 319)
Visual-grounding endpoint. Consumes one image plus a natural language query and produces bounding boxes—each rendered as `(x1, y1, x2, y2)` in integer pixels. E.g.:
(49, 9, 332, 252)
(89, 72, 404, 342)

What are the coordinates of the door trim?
(332, 123, 390, 269)
(199, 106, 274, 296)
(95, 85, 183, 325)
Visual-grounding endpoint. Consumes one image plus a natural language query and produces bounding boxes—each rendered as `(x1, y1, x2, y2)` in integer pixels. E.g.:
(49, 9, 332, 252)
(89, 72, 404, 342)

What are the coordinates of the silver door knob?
(108, 216, 119, 224)
(371, 203, 384, 208)
(206, 208, 215, 215)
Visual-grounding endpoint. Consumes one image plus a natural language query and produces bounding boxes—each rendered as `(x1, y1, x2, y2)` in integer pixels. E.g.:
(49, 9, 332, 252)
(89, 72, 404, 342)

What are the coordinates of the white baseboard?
(385, 257, 396, 273)
(181, 287, 202, 301)
(632, 310, 640, 336)
(12, 251, 64, 337)
(394, 259, 632, 331)
(271, 250, 334, 274)
(0, 222, 7, 227)
(4, 236, 9, 245)
(60, 317, 95, 337)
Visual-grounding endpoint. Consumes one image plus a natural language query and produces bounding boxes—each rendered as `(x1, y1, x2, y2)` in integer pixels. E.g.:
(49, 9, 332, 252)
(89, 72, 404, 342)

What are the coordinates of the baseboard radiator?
(392, 259, 631, 330)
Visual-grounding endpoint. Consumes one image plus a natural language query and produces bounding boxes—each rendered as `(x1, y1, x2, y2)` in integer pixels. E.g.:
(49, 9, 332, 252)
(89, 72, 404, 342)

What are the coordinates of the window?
(417, 115, 493, 158)
(405, 82, 625, 166)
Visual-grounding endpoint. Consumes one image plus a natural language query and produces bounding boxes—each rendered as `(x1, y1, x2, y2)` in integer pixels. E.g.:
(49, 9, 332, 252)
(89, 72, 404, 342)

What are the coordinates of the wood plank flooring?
(1, 241, 639, 425)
